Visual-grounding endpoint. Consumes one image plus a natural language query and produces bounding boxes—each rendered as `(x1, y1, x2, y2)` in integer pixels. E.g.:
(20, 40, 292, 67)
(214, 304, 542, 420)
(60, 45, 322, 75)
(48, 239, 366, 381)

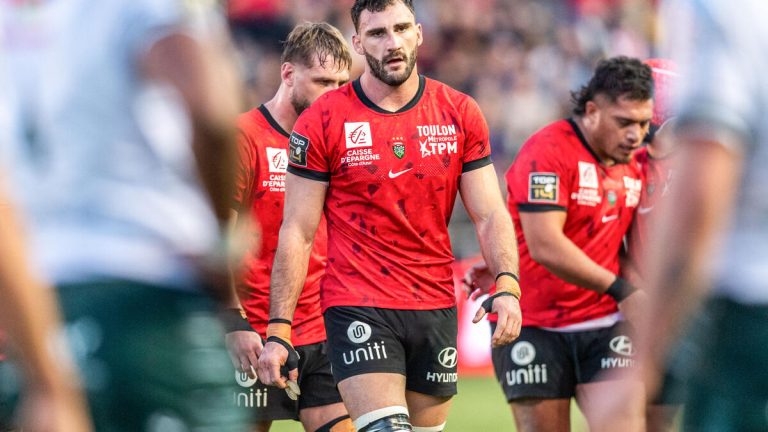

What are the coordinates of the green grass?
(270, 376, 589, 431)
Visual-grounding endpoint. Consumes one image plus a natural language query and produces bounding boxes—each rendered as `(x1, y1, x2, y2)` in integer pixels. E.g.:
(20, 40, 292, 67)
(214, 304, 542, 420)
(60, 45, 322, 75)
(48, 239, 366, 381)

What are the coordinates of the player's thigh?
(296, 342, 349, 431)
(573, 323, 637, 384)
(405, 390, 451, 428)
(575, 380, 644, 432)
(510, 398, 571, 432)
(323, 307, 406, 385)
(57, 281, 250, 431)
(491, 325, 576, 402)
(299, 403, 350, 432)
(337, 373, 407, 421)
(402, 308, 458, 401)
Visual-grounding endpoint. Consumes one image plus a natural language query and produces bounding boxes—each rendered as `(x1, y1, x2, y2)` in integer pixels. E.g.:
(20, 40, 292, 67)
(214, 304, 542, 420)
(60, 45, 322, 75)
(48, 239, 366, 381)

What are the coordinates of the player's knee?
(412, 423, 446, 432)
(315, 414, 352, 432)
(354, 406, 413, 432)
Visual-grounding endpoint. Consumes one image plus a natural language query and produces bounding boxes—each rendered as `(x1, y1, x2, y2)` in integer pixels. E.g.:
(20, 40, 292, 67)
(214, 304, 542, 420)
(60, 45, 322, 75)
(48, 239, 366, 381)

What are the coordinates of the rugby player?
(468, 57, 652, 432)
(594, 1, 768, 430)
(258, 1, 523, 431)
(225, 22, 353, 432)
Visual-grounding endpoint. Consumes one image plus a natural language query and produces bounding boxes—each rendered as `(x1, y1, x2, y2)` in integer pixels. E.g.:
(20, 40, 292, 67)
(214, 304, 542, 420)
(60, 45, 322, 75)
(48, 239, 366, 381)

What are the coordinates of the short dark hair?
(351, 0, 415, 31)
(281, 22, 352, 71)
(571, 56, 654, 116)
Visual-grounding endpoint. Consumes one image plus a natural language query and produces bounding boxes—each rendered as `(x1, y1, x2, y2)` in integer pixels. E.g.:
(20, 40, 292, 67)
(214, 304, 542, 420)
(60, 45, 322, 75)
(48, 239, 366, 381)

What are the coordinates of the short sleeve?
(506, 137, 571, 212)
(461, 97, 492, 173)
(287, 105, 331, 182)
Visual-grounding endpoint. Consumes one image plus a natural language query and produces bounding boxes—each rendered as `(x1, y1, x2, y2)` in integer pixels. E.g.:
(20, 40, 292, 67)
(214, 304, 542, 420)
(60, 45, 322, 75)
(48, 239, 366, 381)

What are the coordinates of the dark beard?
(365, 47, 417, 86)
(290, 93, 310, 116)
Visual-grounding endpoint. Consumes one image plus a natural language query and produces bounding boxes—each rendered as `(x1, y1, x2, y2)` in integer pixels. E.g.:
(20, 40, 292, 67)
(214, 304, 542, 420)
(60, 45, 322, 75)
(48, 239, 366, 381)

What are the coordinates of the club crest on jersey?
(528, 173, 558, 203)
(392, 142, 405, 159)
(266, 147, 288, 173)
(289, 132, 309, 167)
(344, 122, 372, 149)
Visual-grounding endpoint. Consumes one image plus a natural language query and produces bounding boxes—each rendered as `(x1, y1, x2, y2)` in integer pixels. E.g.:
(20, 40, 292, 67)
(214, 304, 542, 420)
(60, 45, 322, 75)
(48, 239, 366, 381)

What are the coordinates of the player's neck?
(573, 116, 616, 167)
(359, 68, 420, 112)
(264, 86, 299, 133)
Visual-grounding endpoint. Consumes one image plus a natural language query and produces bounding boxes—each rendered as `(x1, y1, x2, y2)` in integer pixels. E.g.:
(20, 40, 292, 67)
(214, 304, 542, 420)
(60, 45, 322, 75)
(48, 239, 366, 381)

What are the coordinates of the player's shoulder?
(423, 77, 476, 109)
(312, 82, 357, 111)
(237, 107, 270, 136)
(633, 146, 650, 166)
(520, 119, 578, 155)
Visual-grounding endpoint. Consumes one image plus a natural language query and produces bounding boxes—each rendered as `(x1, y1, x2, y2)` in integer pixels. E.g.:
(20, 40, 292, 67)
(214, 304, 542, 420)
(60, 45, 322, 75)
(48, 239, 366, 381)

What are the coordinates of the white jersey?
(664, 0, 768, 303)
(0, 0, 223, 289)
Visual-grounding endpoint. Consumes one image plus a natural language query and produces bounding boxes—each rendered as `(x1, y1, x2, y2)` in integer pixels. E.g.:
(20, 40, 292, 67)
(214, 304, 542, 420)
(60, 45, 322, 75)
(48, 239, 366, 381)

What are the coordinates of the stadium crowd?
(227, 0, 655, 257)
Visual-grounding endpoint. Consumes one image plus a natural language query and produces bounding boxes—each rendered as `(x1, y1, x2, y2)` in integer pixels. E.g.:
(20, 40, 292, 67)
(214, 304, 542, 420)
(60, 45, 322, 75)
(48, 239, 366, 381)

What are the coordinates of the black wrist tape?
(605, 277, 638, 303)
(495, 272, 520, 283)
(222, 308, 255, 333)
(481, 291, 517, 313)
(268, 318, 292, 325)
(267, 336, 300, 374)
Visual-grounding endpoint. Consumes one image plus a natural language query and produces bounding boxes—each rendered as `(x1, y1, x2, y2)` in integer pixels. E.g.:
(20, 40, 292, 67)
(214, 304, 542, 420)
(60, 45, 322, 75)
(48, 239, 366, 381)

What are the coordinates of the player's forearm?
(638, 137, 742, 367)
(0, 200, 75, 390)
(529, 232, 616, 293)
(268, 227, 314, 325)
(475, 206, 520, 277)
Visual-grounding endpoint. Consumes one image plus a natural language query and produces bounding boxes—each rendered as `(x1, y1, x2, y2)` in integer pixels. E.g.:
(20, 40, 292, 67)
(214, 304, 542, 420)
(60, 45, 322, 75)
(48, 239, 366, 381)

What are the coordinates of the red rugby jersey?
(287, 76, 491, 311)
(626, 146, 673, 277)
(234, 105, 327, 347)
(506, 119, 643, 327)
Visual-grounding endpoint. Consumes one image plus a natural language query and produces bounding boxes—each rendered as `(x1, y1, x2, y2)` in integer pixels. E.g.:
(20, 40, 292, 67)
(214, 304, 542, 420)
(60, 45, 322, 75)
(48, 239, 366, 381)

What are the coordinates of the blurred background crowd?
(226, 0, 658, 257)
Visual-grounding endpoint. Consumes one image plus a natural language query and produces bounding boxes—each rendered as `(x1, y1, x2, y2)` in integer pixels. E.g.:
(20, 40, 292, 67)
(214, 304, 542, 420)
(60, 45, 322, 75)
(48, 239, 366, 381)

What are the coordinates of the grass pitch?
(271, 376, 589, 431)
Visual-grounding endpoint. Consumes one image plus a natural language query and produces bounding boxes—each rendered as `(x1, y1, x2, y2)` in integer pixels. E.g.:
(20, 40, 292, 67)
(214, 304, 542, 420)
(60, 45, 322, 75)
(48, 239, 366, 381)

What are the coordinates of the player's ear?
(416, 23, 423, 47)
(352, 34, 365, 56)
(281, 62, 295, 87)
(584, 100, 600, 127)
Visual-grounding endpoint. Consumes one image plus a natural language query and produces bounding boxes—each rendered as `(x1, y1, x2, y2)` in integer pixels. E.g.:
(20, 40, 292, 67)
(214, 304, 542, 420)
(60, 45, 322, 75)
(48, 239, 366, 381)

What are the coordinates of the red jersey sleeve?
(461, 97, 492, 172)
(287, 105, 331, 182)
(507, 135, 572, 212)
(233, 128, 258, 211)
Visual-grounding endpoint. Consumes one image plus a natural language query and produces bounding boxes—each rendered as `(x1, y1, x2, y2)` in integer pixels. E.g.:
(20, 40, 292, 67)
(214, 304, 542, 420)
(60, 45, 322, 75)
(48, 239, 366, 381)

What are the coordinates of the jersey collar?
(568, 118, 603, 163)
(258, 104, 290, 138)
(352, 75, 426, 114)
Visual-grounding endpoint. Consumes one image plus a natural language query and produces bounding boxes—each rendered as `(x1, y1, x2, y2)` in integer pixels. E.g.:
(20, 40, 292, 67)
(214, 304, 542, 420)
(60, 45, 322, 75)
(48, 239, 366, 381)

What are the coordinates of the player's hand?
(617, 289, 647, 326)
(225, 331, 263, 378)
(256, 338, 298, 389)
(461, 261, 494, 300)
(473, 294, 522, 347)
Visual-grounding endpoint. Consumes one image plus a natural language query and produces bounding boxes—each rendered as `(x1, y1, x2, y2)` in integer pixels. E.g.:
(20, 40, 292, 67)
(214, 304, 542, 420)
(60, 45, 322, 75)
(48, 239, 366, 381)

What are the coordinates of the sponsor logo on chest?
(572, 161, 602, 206)
(417, 124, 459, 157)
(263, 147, 287, 192)
(341, 122, 381, 167)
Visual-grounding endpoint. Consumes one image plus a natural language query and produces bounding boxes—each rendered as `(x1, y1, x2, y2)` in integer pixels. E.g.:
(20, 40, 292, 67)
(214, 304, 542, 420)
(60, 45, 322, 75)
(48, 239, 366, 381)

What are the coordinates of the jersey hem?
(321, 298, 456, 313)
(462, 155, 492, 173)
(287, 165, 331, 182)
(517, 203, 567, 212)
